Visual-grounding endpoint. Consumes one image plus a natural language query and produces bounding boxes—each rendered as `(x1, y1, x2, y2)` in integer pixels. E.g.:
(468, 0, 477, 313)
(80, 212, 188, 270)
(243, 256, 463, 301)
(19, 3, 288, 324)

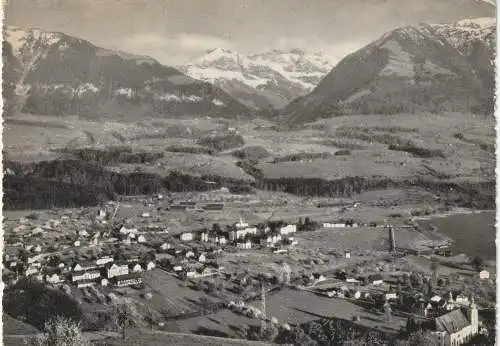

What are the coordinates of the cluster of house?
(178, 218, 298, 251)
(158, 246, 222, 279)
(322, 220, 359, 229)
(69, 257, 155, 288)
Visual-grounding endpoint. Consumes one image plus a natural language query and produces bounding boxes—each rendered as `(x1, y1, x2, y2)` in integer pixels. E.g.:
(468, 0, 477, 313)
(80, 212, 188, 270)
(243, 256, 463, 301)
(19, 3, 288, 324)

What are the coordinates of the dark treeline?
(4, 159, 254, 210)
(257, 176, 494, 209)
(60, 146, 165, 166)
(4, 157, 494, 210)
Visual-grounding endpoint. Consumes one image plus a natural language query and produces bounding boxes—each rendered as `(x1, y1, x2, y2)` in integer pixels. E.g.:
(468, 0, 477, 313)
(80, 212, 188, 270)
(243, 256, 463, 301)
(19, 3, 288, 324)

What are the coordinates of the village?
(2, 190, 496, 345)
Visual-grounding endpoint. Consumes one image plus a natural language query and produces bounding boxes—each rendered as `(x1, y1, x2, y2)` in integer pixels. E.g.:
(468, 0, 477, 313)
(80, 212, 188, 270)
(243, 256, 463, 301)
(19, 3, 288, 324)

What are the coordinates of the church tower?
(469, 296, 478, 328)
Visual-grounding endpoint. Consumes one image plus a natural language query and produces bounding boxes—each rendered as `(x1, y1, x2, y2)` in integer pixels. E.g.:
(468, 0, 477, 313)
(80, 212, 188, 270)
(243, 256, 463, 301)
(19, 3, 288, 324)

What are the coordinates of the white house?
(33, 245, 42, 253)
(279, 224, 297, 235)
(101, 278, 109, 287)
(237, 240, 252, 249)
(200, 232, 209, 242)
(141, 212, 151, 218)
(185, 251, 195, 258)
(160, 243, 172, 251)
(79, 230, 90, 237)
(45, 273, 62, 284)
(180, 232, 194, 241)
(137, 235, 147, 243)
(25, 266, 39, 276)
(186, 271, 196, 278)
(173, 265, 183, 272)
(106, 263, 129, 278)
(96, 257, 114, 266)
(385, 293, 398, 301)
(119, 226, 138, 235)
(345, 250, 351, 259)
(73, 240, 81, 247)
(479, 270, 490, 280)
(130, 263, 143, 272)
(323, 223, 346, 229)
(198, 254, 207, 263)
(235, 217, 249, 229)
(144, 261, 156, 271)
(72, 270, 100, 282)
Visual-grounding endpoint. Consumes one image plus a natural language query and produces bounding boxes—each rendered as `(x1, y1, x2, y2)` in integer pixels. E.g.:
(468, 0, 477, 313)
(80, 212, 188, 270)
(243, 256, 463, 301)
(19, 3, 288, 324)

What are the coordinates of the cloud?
(106, 31, 233, 65)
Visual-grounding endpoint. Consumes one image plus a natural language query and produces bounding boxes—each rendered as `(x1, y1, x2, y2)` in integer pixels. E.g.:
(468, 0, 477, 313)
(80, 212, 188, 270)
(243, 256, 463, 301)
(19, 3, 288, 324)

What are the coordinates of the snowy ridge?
(180, 48, 336, 109)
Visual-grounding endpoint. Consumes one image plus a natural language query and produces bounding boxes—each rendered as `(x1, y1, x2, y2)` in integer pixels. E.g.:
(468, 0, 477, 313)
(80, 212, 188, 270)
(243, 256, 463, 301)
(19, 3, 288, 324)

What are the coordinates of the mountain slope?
(179, 48, 335, 110)
(278, 18, 495, 124)
(3, 26, 251, 120)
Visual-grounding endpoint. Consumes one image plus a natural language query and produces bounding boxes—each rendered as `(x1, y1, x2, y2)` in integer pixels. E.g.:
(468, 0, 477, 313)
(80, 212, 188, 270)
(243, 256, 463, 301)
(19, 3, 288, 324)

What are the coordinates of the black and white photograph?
(1, 0, 497, 345)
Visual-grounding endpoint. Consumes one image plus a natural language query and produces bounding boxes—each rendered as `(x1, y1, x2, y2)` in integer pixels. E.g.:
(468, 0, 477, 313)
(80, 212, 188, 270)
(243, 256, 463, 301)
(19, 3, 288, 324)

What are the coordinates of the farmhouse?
(25, 266, 39, 276)
(236, 240, 252, 249)
(137, 235, 147, 243)
(106, 263, 129, 278)
(345, 250, 351, 259)
(72, 270, 101, 282)
(323, 222, 346, 229)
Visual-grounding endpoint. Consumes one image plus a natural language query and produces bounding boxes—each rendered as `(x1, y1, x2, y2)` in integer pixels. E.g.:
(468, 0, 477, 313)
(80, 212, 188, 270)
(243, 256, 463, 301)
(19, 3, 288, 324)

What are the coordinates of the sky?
(4, 0, 496, 66)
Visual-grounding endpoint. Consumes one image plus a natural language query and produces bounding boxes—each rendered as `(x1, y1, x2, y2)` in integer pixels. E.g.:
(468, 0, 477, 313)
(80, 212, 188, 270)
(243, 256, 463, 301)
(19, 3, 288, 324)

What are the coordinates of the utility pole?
(388, 225, 396, 253)
(261, 284, 267, 337)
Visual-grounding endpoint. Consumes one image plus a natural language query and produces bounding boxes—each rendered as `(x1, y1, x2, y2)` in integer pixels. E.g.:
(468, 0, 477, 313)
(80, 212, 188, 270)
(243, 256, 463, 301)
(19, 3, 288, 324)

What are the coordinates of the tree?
(112, 304, 137, 341)
(471, 256, 485, 272)
(26, 316, 90, 346)
(395, 330, 440, 346)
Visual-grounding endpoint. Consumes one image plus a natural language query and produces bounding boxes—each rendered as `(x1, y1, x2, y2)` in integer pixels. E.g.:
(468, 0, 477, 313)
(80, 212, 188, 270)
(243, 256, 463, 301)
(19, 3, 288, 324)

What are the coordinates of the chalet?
(141, 212, 151, 218)
(137, 235, 147, 243)
(369, 274, 384, 285)
(33, 245, 42, 253)
(73, 240, 81, 247)
(130, 263, 143, 273)
(345, 250, 351, 259)
(31, 261, 42, 268)
(185, 251, 195, 258)
(173, 265, 183, 272)
(180, 232, 194, 241)
(112, 273, 142, 287)
(349, 290, 361, 299)
(144, 261, 156, 271)
(101, 278, 109, 287)
(73, 261, 97, 272)
(479, 270, 490, 280)
(215, 235, 227, 245)
(77, 279, 97, 288)
(72, 270, 100, 282)
(106, 263, 129, 279)
(186, 271, 196, 278)
(45, 273, 62, 284)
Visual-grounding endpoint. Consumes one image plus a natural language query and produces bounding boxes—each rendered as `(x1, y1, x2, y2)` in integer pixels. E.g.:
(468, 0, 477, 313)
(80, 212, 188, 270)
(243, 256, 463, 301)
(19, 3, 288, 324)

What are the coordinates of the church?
(430, 297, 479, 346)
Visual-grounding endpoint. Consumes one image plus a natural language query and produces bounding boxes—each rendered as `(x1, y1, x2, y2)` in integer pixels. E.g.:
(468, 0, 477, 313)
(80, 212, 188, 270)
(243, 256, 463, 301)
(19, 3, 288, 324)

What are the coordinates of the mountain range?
(277, 17, 495, 123)
(179, 48, 335, 110)
(3, 26, 251, 120)
(2, 17, 496, 124)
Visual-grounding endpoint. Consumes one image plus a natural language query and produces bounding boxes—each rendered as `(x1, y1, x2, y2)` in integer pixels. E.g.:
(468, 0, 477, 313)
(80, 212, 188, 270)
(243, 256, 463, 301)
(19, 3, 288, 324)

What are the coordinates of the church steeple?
(469, 295, 478, 326)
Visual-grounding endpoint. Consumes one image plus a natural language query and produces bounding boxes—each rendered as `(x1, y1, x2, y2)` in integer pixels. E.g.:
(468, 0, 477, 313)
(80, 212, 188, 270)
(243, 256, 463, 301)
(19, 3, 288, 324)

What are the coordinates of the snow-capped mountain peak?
(179, 48, 336, 110)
